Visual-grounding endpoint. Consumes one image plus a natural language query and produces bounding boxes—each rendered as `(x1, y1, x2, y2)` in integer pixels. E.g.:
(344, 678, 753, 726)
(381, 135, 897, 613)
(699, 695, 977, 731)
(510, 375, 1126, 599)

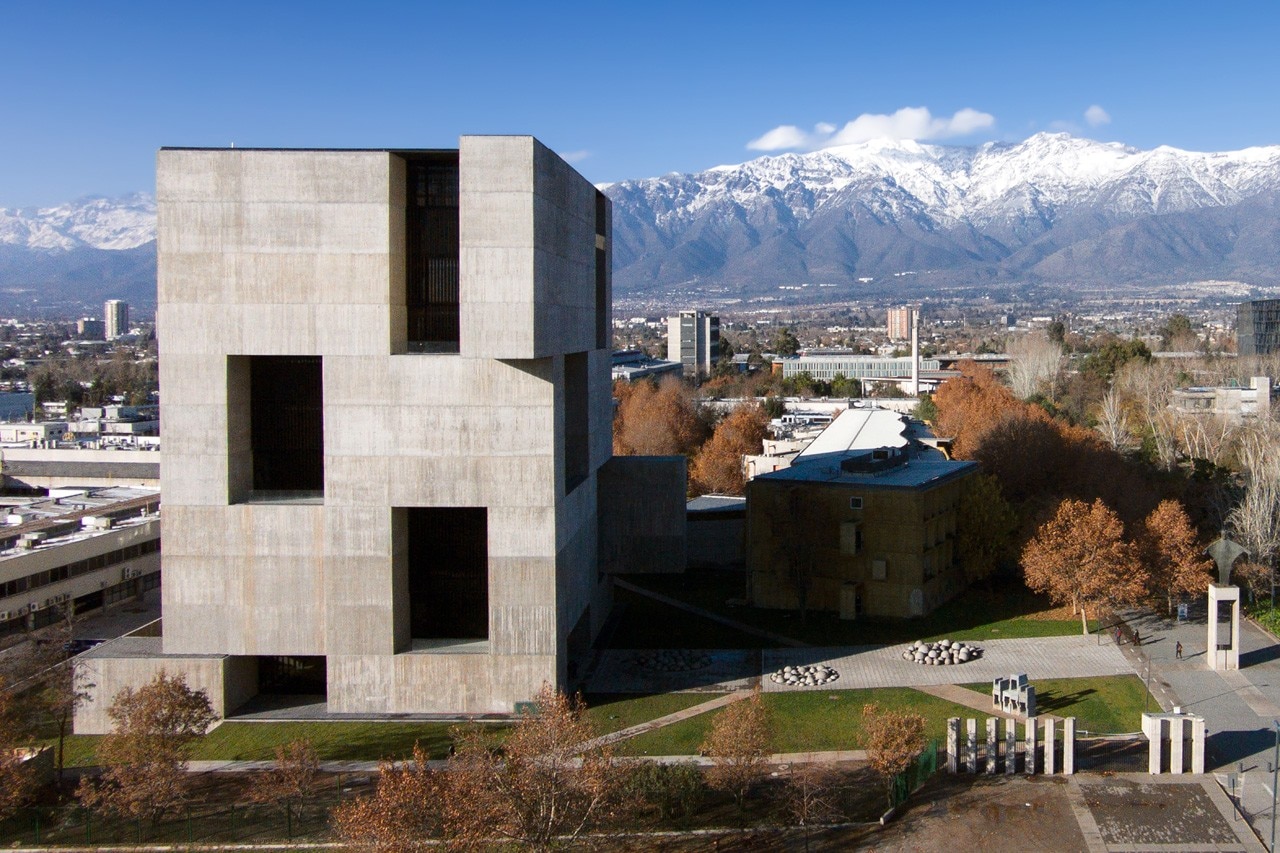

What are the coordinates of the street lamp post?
(1271, 721, 1279, 853)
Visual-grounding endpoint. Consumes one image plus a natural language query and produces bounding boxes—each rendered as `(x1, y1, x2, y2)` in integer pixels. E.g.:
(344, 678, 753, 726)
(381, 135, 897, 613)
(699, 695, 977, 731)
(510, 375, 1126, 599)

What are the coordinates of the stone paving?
(587, 649, 757, 694)
(761, 635, 1132, 692)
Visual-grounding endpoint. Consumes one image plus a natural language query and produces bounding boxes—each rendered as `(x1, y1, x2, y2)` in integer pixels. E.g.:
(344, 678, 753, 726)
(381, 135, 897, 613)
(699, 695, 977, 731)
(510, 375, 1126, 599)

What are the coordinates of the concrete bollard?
(1006, 718, 1017, 775)
(1062, 717, 1075, 775)
(1025, 717, 1037, 775)
(967, 718, 977, 773)
(947, 717, 960, 773)
(1045, 718, 1057, 775)
(986, 718, 998, 774)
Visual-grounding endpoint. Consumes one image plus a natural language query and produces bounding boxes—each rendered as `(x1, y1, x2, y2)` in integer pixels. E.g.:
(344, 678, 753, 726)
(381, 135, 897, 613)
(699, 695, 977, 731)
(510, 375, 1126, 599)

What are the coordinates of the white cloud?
(558, 149, 592, 164)
(747, 107, 995, 152)
(1084, 105, 1111, 127)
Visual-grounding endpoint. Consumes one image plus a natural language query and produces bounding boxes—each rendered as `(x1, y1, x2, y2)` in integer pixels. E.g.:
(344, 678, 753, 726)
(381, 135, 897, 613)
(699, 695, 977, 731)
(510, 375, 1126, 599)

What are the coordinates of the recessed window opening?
(564, 352, 589, 494)
(248, 356, 323, 497)
(404, 153, 460, 353)
(407, 507, 489, 641)
(258, 656, 327, 697)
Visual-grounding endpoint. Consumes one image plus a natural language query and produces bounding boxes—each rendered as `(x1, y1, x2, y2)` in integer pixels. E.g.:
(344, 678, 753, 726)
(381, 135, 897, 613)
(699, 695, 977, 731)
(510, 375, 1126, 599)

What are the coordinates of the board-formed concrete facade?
(78, 137, 614, 729)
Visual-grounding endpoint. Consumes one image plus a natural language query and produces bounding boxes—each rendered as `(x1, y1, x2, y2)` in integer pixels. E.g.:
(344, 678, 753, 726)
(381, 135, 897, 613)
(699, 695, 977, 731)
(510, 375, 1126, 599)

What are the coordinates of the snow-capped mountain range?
(602, 132, 1280, 295)
(6, 132, 1280, 314)
(0, 193, 155, 252)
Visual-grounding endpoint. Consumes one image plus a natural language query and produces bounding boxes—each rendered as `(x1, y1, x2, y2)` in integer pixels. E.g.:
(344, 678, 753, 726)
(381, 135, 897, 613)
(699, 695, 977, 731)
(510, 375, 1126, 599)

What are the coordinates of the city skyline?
(3, 0, 1280, 207)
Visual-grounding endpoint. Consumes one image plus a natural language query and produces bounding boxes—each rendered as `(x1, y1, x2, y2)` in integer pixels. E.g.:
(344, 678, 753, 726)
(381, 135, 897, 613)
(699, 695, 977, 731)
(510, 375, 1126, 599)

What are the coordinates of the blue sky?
(2, 0, 1278, 207)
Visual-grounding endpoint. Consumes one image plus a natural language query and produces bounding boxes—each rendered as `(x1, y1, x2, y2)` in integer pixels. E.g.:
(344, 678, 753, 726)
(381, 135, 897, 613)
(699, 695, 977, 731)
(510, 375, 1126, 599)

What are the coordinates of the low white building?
(0, 487, 160, 640)
(1170, 376, 1272, 421)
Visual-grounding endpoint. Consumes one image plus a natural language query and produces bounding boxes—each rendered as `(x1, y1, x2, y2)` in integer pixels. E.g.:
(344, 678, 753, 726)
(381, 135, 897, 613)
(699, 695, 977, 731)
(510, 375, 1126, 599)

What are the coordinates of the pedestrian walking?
(1176, 641, 1183, 660)
(1133, 629, 1141, 647)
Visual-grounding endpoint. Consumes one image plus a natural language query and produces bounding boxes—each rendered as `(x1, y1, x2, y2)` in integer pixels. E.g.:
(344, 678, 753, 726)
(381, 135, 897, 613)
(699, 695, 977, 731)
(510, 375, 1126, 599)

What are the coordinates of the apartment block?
(667, 310, 719, 377)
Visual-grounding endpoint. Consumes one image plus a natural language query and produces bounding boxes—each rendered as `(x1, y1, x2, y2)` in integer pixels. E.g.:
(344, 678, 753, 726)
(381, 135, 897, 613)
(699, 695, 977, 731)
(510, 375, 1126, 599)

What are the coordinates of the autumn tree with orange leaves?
(689, 403, 769, 496)
(331, 744, 443, 853)
(1022, 498, 1147, 634)
(1141, 500, 1213, 614)
(700, 689, 771, 810)
(77, 671, 216, 823)
(861, 703, 927, 808)
(612, 377, 710, 457)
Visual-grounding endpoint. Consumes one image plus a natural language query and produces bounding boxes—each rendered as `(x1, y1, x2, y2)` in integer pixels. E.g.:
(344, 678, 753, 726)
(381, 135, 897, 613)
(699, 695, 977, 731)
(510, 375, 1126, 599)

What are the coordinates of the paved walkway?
(577, 692, 747, 751)
(1114, 603, 1280, 848)
(760, 635, 1132, 691)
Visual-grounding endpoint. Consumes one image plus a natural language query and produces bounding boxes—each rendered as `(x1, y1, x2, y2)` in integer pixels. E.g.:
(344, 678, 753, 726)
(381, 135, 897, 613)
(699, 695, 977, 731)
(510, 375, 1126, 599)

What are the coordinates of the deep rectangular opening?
(257, 656, 327, 697)
(245, 356, 323, 497)
(595, 191, 609, 350)
(564, 352, 589, 494)
(404, 153, 460, 353)
(407, 507, 488, 640)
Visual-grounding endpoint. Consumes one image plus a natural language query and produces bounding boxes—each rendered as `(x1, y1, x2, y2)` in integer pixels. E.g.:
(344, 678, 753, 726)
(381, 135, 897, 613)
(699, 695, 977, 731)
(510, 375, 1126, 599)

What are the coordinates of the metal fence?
(890, 740, 940, 808)
(1074, 735, 1148, 774)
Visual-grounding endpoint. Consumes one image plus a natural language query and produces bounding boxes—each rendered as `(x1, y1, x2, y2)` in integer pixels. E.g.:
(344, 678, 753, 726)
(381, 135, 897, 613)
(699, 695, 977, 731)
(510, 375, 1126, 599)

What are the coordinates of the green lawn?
(583, 692, 722, 735)
(615, 688, 974, 756)
(48, 720, 467, 768)
(48, 692, 717, 768)
(617, 572, 1092, 647)
(963, 675, 1152, 735)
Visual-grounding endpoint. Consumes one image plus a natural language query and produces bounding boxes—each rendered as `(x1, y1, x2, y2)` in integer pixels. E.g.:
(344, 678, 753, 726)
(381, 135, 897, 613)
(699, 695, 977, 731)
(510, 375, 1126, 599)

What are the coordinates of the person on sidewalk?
(1176, 641, 1183, 660)
(1133, 629, 1140, 647)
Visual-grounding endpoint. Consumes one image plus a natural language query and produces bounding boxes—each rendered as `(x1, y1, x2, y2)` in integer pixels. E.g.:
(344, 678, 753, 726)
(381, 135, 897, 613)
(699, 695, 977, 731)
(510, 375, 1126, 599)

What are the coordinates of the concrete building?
(667, 310, 719, 378)
(775, 354, 942, 382)
(0, 487, 160, 640)
(610, 349, 683, 383)
(104, 300, 129, 340)
(747, 408, 977, 619)
(887, 305, 916, 341)
(1238, 300, 1280, 357)
(77, 136, 620, 732)
(76, 319, 105, 340)
(1171, 377, 1273, 421)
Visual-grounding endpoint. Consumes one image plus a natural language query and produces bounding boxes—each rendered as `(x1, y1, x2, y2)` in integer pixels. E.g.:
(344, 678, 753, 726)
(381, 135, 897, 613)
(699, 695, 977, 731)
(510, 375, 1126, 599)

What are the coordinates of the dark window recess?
(594, 191, 609, 350)
(258, 656, 327, 696)
(564, 352, 589, 494)
(250, 356, 324, 494)
(408, 508, 488, 640)
(405, 154, 460, 353)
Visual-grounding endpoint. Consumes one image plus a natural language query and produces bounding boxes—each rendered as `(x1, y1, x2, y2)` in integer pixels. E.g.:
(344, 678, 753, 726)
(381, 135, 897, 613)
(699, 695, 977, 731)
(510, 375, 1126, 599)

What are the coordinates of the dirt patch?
(874, 775, 1088, 853)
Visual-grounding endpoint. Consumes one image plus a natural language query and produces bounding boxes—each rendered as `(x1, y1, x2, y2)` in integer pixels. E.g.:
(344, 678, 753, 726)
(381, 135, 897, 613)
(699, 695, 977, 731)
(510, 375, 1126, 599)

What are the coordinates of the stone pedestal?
(1143, 710, 1206, 774)
(986, 718, 998, 774)
(1006, 719, 1017, 775)
(1044, 718, 1056, 775)
(966, 718, 977, 773)
(1208, 584, 1241, 671)
(1062, 717, 1075, 775)
(946, 717, 960, 773)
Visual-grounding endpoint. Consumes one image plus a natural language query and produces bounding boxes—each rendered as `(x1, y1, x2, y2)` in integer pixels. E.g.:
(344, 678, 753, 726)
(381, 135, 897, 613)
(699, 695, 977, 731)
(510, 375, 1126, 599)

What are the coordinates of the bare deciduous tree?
(244, 738, 320, 830)
(1095, 386, 1135, 453)
(1117, 360, 1180, 470)
(1005, 332, 1063, 400)
(0, 677, 40, 820)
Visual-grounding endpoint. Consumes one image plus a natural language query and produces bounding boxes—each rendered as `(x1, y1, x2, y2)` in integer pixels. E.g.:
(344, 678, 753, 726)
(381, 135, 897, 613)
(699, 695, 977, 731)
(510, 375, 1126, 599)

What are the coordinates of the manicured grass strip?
(50, 693, 715, 768)
(49, 721, 469, 768)
(618, 573, 1092, 648)
(962, 674, 1152, 734)
(615, 687, 978, 756)
(584, 692, 725, 736)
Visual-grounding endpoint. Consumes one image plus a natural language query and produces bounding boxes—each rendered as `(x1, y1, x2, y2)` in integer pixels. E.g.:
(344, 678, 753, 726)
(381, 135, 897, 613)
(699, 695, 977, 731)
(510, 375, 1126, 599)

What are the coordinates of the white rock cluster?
(768, 664, 839, 686)
(630, 650, 712, 672)
(903, 639, 981, 665)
